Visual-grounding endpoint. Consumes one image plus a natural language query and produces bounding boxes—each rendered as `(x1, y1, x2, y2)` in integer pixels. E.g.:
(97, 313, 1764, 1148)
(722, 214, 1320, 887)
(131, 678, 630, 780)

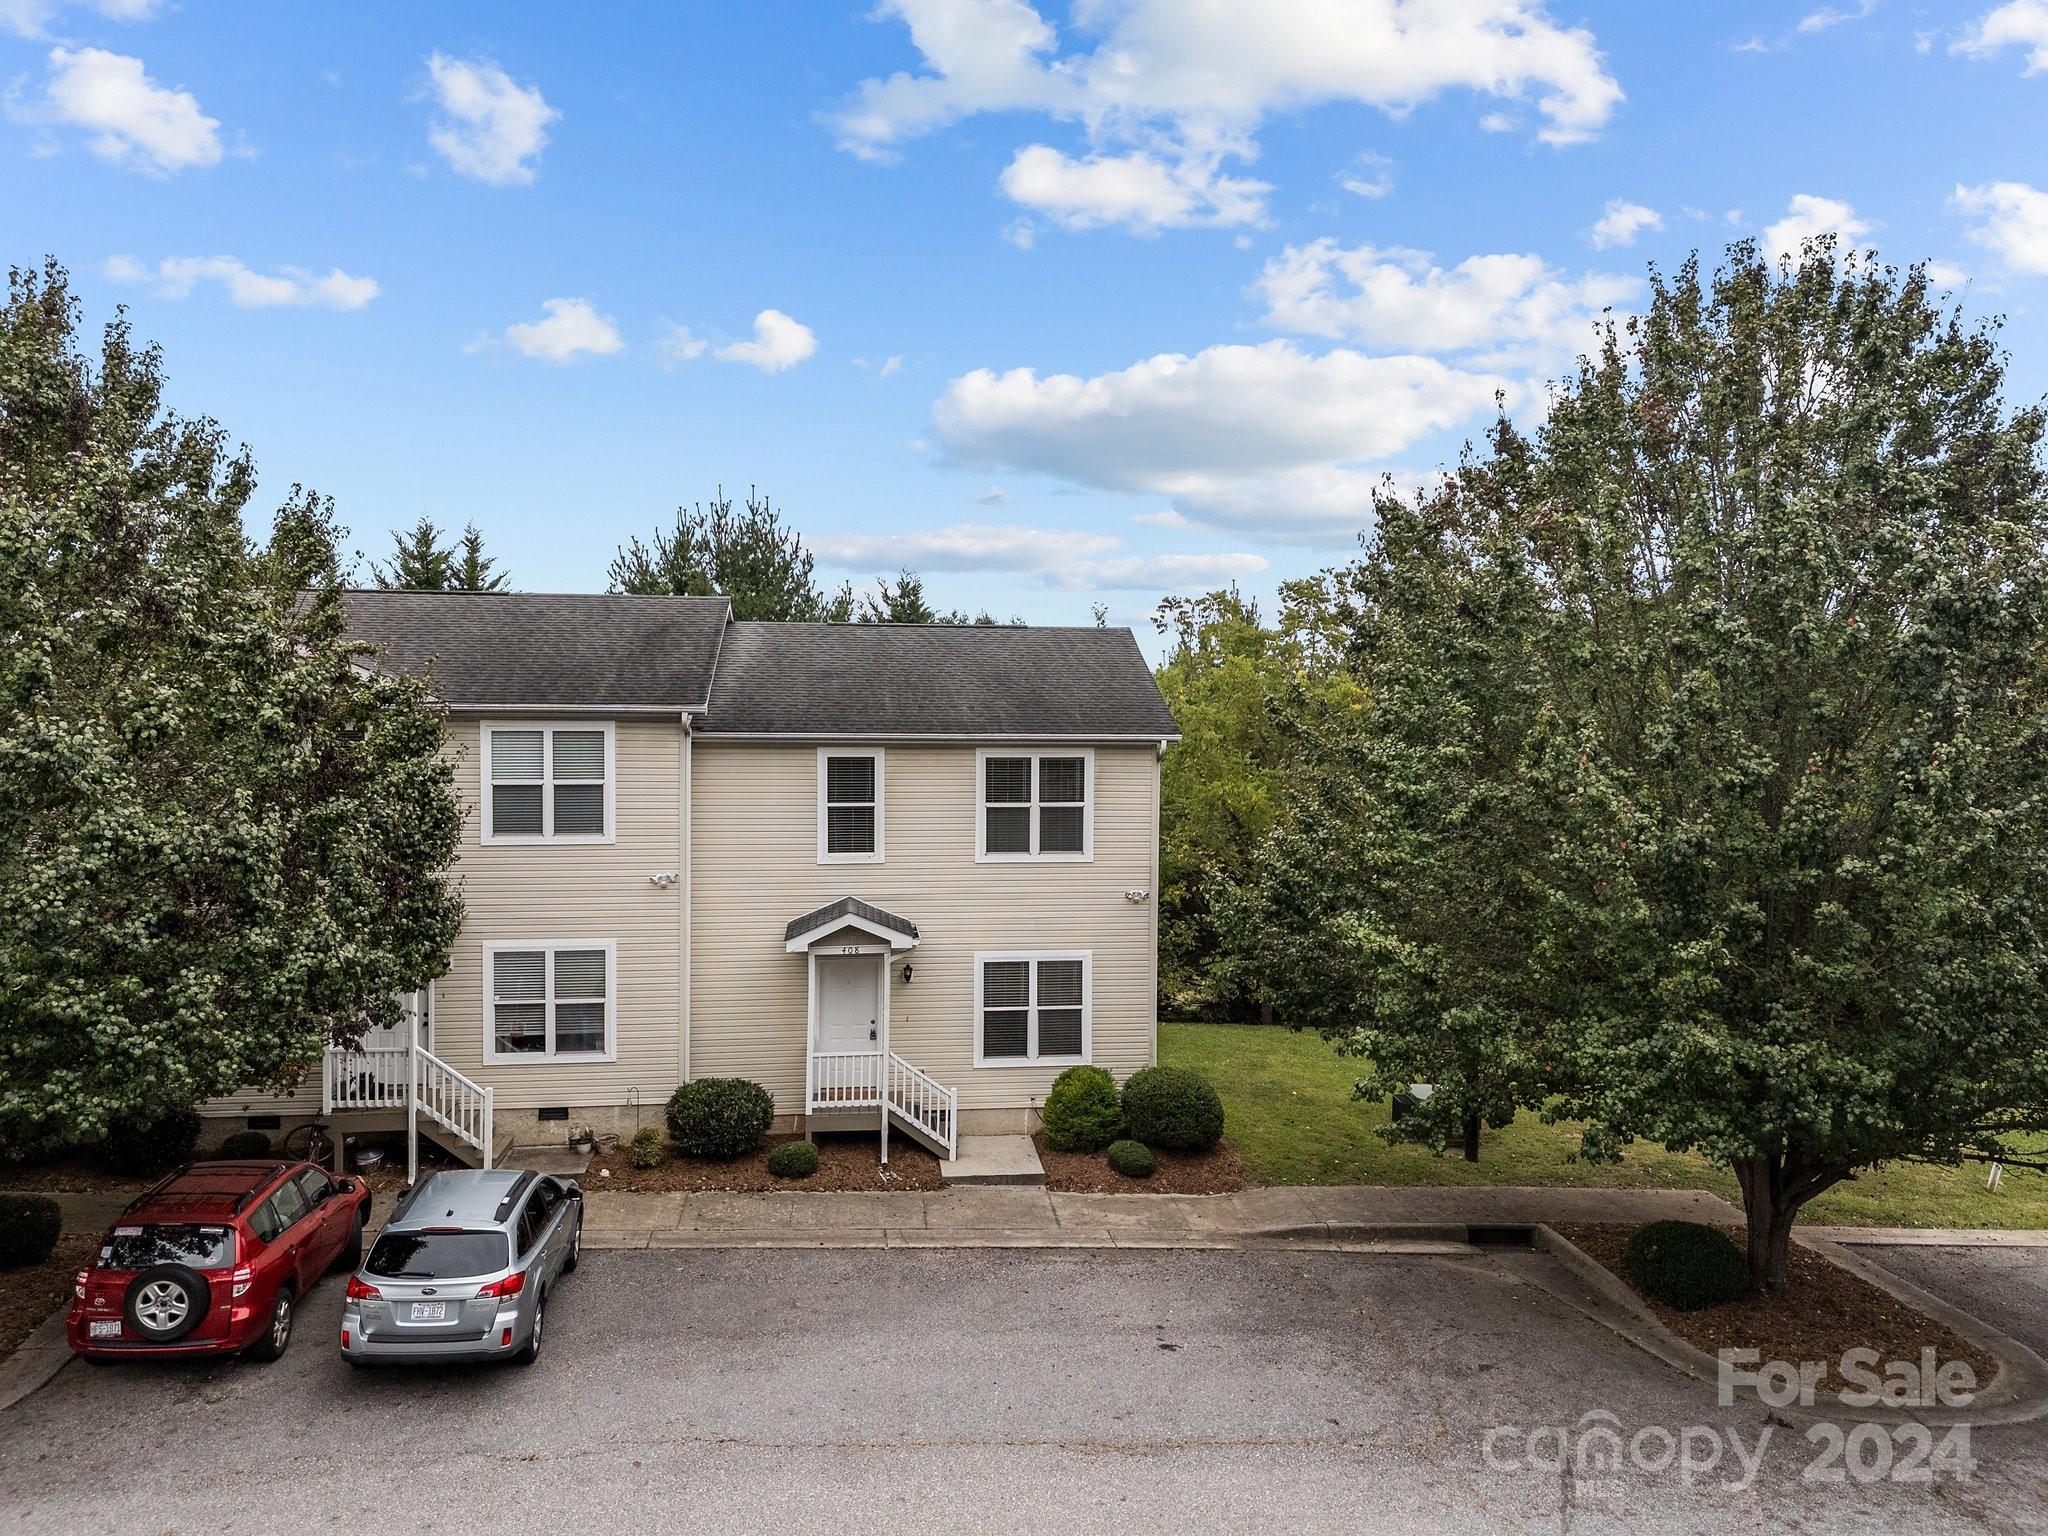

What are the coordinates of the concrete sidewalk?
(578, 1182, 1747, 1250)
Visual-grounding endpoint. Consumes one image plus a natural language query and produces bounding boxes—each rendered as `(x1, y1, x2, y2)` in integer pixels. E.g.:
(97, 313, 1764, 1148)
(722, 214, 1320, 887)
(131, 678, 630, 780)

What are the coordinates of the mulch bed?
(586, 1131, 943, 1193)
(0, 1233, 95, 1361)
(1034, 1133, 1248, 1195)
(1555, 1222, 1997, 1401)
(0, 1157, 148, 1195)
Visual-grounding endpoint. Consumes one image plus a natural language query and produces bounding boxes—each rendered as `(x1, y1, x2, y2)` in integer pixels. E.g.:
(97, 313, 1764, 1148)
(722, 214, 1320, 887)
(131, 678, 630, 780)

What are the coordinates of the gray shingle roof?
(701, 621, 1178, 738)
(784, 896, 920, 944)
(339, 591, 731, 709)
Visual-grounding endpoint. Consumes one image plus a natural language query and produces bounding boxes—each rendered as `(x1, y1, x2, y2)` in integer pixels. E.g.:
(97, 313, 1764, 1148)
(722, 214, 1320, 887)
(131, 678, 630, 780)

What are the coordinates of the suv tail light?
(231, 1265, 254, 1299)
(73, 1269, 88, 1300)
(345, 1276, 381, 1302)
(475, 1271, 526, 1300)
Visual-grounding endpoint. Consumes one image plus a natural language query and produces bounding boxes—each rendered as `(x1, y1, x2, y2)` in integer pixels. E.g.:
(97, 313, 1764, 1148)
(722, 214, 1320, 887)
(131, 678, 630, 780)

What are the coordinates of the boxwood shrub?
(99, 1105, 202, 1175)
(1120, 1066, 1224, 1152)
(766, 1140, 821, 1179)
(1622, 1220, 1750, 1311)
(216, 1130, 273, 1160)
(628, 1125, 666, 1169)
(1040, 1065, 1123, 1152)
(0, 1194, 61, 1270)
(1106, 1139, 1156, 1179)
(665, 1078, 775, 1160)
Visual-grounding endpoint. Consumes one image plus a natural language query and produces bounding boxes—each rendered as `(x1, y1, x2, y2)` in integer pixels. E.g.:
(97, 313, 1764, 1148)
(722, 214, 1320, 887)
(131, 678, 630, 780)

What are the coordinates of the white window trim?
(972, 950, 1092, 1068)
(484, 940, 619, 1064)
(480, 721, 617, 846)
(816, 747, 885, 864)
(974, 748, 1094, 863)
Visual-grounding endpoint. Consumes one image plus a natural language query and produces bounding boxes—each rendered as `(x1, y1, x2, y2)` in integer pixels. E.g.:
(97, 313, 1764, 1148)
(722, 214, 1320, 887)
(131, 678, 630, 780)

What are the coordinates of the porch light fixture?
(649, 871, 678, 887)
(901, 962, 914, 984)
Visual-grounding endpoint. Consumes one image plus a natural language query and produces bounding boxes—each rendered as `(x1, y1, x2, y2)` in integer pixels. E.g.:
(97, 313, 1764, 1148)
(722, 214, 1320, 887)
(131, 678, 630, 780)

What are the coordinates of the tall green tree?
(608, 487, 852, 620)
(1156, 580, 1356, 1019)
(0, 260, 465, 1152)
(372, 516, 508, 590)
(1225, 241, 2048, 1290)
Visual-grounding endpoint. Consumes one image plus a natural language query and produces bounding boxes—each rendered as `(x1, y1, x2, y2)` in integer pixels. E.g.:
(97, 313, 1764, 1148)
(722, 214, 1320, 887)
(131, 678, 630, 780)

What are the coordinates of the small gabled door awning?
(783, 896, 920, 953)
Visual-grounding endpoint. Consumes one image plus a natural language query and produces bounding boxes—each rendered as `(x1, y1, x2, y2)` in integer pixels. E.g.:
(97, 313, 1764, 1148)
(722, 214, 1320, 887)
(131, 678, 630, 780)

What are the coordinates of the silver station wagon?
(341, 1168, 582, 1367)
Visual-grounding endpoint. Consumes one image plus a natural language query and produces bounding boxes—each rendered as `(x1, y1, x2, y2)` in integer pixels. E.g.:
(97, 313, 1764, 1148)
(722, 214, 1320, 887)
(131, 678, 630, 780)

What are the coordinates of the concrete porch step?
(502, 1144, 594, 1176)
(938, 1134, 1045, 1187)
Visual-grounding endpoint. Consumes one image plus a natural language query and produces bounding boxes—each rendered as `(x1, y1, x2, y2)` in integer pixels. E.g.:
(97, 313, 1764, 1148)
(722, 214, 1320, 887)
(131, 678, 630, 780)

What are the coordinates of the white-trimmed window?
(486, 942, 616, 1062)
(481, 723, 615, 844)
(817, 749, 884, 863)
(974, 952, 1090, 1066)
(976, 749, 1092, 861)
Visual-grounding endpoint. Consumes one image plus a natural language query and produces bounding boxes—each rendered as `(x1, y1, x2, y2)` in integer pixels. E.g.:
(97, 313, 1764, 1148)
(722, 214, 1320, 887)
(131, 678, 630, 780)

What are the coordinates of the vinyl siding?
(690, 741, 1160, 1115)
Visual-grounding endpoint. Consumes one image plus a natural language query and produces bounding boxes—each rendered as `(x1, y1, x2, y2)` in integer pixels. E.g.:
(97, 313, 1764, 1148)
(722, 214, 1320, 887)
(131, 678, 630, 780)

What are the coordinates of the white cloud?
(1953, 1, 2048, 72)
(20, 47, 220, 174)
(497, 298, 623, 362)
(1762, 193, 1873, 260)
(1477, 111, 1517, 133)
(1000, 143, 1270, 232)
(1002, 217, 1037, 249)
(833, 0, 1619, 237)
(1338, 151, 1393, 200)
(653, 321, 707, 366)
(876, 354, 905, 379)
(425, 53, 557, 186)
(1588, 198, 1662, 249)
(1132, 507, 1190, 529)
(105, 254, 378, 310)
(1252, 240, 1632, 369)
(1798, 0, 1877, 33)
(931, 339, 1506, 539)
(1923, 258, 1971, 287)
(2, 0, 159, 38)
(715, 309, 817, 372)
(1952, 181, 2048, 274)
(810, 520, 1265, 592)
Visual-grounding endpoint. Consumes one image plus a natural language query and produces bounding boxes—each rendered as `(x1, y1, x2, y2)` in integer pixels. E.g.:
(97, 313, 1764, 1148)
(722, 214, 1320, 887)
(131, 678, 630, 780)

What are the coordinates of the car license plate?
(89, 1320, 121, 1339)
(409, 1301, 446, 1321)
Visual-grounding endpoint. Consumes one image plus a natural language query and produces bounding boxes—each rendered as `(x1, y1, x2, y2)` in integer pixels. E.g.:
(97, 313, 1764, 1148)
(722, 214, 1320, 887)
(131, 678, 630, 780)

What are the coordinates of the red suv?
(69, 1160, 372, 1364)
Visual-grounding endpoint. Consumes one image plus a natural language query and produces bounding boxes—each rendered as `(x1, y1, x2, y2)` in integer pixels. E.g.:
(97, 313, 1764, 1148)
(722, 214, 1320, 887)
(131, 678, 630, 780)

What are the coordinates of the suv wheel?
(244, 1286, 295, 1363)
(124, 1264, 209, 1344)
(513, 1292, 544, 1367)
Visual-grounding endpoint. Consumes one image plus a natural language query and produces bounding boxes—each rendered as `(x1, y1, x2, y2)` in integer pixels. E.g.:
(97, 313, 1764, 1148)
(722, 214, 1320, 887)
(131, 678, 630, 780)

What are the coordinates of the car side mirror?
(334, 1178, 358, 1195)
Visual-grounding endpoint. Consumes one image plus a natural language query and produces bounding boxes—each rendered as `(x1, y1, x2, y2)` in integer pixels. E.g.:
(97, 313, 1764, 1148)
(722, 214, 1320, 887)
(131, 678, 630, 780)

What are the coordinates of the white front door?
(815, 955, 881, 1054)
(362, 990, 431, 1053)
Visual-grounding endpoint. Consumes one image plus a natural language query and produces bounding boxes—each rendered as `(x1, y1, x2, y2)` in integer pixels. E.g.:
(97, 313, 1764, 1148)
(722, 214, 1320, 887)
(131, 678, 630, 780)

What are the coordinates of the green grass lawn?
(1160, 1021, 2048, 1229)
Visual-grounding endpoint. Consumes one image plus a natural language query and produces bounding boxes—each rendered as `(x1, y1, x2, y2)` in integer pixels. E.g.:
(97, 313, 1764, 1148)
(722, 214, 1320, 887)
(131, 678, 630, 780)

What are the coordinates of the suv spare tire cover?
(124, 1263, 210, 1343)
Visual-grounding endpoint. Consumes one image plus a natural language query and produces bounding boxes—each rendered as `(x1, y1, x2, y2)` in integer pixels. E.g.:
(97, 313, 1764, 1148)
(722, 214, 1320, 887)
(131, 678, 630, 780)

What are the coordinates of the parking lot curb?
(0, 1304, 73, 1413)
(581, 1222, 1482, 1254)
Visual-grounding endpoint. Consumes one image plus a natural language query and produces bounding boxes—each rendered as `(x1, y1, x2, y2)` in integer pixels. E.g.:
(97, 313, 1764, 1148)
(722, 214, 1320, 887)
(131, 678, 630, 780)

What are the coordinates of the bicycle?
(280, 1118, 336, 1168)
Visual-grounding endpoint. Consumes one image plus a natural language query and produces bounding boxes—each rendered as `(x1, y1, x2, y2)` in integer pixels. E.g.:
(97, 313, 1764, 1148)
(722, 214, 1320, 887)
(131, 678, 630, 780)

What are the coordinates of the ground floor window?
(974, 951, 1090, 1066)
(486, 941, 616, 1062)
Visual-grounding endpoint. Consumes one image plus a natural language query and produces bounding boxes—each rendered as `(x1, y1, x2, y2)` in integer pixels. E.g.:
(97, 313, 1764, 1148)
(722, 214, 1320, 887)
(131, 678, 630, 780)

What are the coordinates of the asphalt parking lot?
(3, 1246, 2044, 1535)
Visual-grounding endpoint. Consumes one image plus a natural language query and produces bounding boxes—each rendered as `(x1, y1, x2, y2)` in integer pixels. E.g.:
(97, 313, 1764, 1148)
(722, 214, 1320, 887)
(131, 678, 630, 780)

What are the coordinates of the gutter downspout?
(680, 711, 692, 1088)
(1151, 738, 1165, 1066)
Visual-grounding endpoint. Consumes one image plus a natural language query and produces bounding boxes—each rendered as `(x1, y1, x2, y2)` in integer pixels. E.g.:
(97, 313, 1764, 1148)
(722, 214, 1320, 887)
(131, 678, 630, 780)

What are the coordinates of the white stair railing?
(323, 1046, 411, 1112)
(809, 1050, 884, 1109)
(323, 1042, 494, 1170)
(885, 1052, 957, 1159)
(413, 1046, 494, 1165)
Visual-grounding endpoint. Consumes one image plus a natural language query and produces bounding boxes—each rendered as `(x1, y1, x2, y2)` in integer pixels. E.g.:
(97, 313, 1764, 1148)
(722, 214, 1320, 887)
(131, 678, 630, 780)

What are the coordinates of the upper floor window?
(818, 749, 884, 863)
(977, 749, 1092, 861)
(481, 723, 614, 844)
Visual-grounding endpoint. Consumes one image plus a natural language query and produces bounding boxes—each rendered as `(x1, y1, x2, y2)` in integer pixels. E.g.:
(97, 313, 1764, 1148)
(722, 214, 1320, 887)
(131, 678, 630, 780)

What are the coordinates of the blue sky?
(5, 1, 2047, 642)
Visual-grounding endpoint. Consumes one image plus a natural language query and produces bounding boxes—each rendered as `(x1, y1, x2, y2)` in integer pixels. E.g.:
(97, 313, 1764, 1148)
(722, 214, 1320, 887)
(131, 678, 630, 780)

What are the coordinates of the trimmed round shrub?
(1120, 1066, 1224, 1152)
(766, 1140, 820, 1180)
(99, 1105, 202, 1175)
(0, 1194, 61, 1270)
(216, 1131, 273, 1160)
(1041, 1065, 1124, 1152)
(665, 1078, 775, 1160)
(1622, 1220, 1750, 1311)
(1106, 1139, 1156, 1179)
(628, 1125, 666, 1169)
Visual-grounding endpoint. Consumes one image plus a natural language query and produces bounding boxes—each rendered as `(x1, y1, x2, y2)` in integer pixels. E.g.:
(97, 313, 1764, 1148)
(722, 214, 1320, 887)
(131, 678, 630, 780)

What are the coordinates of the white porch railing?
(805, 1047, 957, 1159)
(323, 1042, 494, 1169)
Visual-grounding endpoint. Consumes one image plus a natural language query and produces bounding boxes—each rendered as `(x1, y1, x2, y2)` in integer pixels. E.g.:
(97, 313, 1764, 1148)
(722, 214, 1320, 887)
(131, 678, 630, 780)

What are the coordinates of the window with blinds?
(487, 943, 614, 1060)
(818, 750, 883, 862)
(483, 724, 613, 842)
(976, 953, 1090, 1064)
(977, 750, 1091, 860)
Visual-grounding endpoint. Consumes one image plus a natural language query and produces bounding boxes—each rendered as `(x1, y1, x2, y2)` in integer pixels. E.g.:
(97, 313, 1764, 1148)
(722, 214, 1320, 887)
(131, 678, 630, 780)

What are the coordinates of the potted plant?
(567, 1123, 596, 1154)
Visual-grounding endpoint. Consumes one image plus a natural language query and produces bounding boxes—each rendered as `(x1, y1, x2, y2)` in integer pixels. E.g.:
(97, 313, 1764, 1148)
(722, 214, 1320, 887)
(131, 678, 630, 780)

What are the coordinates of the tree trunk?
(1731, 1154, 1848, 1295)
(1258, 998, 1274, 1028)
(1462, 1112, 1481, 1163)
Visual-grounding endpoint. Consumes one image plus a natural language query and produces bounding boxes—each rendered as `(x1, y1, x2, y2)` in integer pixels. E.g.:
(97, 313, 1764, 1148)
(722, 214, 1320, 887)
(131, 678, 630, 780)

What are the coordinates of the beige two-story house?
(202, 591, 1178, 1166)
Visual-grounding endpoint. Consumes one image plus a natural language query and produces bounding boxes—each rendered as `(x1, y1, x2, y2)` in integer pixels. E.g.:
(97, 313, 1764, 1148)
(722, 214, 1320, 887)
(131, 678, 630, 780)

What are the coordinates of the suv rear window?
(365, 1231, 509, 1279)
(101, 1225, 235, 1271)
